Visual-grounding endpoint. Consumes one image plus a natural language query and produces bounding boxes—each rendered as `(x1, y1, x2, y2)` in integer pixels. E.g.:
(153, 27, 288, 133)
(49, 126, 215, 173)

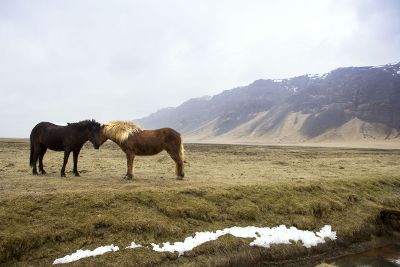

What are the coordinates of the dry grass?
(0, 141, 400, 266)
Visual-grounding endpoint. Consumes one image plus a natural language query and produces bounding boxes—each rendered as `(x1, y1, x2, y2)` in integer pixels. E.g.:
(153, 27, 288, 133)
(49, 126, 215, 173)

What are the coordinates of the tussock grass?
(0, 142, 400, 266)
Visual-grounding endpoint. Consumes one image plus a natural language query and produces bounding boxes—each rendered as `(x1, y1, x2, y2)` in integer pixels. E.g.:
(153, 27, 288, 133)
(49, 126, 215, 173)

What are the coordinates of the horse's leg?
(32, 144, 40, 175)
(39, 145, 47, 175)
(124, 153, 134, 180)
(166, 149, 184, 180)
(61, 149, 71, 177)
(176, 159, 184, 180)
(72, 149, 81, 177)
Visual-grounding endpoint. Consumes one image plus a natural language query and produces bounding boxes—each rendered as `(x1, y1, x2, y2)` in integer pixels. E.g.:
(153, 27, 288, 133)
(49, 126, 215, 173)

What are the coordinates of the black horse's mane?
(67, 119, 100, 129)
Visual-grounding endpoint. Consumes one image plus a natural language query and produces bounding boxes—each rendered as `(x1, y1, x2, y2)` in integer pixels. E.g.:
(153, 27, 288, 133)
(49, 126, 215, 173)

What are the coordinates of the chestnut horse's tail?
(175, 136, 185, 176)
(179, 136, 190, 166)
(179, 139, 185, 165)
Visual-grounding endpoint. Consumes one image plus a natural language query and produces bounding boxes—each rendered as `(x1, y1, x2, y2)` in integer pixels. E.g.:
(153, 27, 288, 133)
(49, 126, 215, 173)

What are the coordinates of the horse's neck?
(75, 128, 90, 140)
(105, 134, 124, 146)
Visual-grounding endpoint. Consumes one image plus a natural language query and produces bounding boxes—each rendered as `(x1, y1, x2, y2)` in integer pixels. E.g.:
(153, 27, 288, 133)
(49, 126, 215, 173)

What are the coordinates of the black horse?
(29, 120, 101, 177)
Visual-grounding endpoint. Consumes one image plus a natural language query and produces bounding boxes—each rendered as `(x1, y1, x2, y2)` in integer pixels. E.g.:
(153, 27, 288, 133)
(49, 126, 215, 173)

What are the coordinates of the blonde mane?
(102, 121, 143, 143)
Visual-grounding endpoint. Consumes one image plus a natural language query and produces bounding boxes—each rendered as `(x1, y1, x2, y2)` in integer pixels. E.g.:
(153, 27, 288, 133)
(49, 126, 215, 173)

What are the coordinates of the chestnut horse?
(98, 121, 185, 180)
(30, 120, 101, 177)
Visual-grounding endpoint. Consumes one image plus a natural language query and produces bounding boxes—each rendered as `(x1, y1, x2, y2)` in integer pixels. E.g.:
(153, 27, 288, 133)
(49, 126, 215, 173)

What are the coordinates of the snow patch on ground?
(53, 225, 336, 264)
(152, 225, 335, 255)
(126, 242, 143, 249)
(393, 258, 400, 265)
(53, 244, 119, 265)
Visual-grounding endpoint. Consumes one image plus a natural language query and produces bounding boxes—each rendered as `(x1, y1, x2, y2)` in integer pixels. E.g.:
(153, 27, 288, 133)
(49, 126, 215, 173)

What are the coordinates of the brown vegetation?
(0, 140, 400, 266)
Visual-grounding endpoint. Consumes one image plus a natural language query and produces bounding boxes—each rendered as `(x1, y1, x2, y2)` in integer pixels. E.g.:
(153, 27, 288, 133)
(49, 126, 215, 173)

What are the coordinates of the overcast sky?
(1, 0, 399, 137)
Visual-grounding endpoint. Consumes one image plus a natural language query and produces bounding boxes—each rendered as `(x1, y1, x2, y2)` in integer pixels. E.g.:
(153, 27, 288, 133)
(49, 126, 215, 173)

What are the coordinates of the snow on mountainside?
(137, 63, 400, 145)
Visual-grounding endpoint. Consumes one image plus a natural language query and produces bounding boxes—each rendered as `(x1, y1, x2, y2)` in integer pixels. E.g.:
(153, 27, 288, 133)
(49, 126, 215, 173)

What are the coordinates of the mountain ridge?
(137, 63, 400, 145)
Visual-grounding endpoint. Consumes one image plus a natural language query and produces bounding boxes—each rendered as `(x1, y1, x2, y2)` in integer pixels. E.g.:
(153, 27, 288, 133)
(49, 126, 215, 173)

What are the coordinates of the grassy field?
(1, 140, 400, 266)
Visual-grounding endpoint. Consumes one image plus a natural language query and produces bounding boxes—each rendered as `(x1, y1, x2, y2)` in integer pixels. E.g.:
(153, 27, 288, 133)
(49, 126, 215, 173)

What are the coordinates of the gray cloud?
(0, 0, 399, 137)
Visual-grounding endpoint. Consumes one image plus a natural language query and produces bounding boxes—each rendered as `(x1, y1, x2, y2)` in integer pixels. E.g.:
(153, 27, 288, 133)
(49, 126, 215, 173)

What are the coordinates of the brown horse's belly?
(132, 143, 164, 156)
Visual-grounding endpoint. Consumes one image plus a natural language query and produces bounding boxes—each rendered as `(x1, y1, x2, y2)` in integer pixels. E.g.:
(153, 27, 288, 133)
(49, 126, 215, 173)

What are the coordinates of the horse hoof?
(61, 173, 66, 177)
(123, 175, 133, 180)
(32, 171, 38, 176)
(177, 176, 184, 180)
(74, 173, 80, 177)
(41, 170, 47, 175)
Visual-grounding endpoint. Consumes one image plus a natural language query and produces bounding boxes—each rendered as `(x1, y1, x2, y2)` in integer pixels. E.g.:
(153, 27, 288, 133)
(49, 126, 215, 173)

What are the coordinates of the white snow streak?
(152, 225, 335, 255)
(126, 242, 143, 249)
(53, 244, 119, 265)
(307, 73, 327, 79)
(53, 225, 336, 264)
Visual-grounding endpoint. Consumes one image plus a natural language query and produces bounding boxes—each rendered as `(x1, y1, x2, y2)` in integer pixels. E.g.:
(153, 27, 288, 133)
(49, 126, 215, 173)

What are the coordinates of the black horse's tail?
(29, 136, 34, 167)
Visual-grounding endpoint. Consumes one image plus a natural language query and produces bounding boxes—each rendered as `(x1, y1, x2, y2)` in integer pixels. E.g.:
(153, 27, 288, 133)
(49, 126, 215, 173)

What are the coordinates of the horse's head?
(97, 124, 109, 147)
(87, 120, 102, 149)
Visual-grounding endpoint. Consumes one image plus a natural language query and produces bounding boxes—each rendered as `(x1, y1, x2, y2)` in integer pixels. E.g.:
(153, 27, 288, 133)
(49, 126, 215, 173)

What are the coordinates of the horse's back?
(129, 128, 182, 155)
(30, 122, 66, 150)
(31, 122, 55, 137)
(143, 128, 181, 142)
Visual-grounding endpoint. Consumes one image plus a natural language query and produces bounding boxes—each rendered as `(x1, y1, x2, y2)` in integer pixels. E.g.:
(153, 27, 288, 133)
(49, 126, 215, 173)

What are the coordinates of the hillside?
(138, 63, 400, 145)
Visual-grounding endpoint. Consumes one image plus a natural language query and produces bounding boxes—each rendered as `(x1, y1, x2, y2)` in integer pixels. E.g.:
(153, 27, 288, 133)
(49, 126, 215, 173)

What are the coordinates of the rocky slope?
(138, 63, 400, 144)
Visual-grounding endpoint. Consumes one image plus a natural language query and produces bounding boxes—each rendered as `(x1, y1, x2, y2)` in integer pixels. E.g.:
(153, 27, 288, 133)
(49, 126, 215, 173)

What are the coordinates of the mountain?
(137, 63, 400, 145)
